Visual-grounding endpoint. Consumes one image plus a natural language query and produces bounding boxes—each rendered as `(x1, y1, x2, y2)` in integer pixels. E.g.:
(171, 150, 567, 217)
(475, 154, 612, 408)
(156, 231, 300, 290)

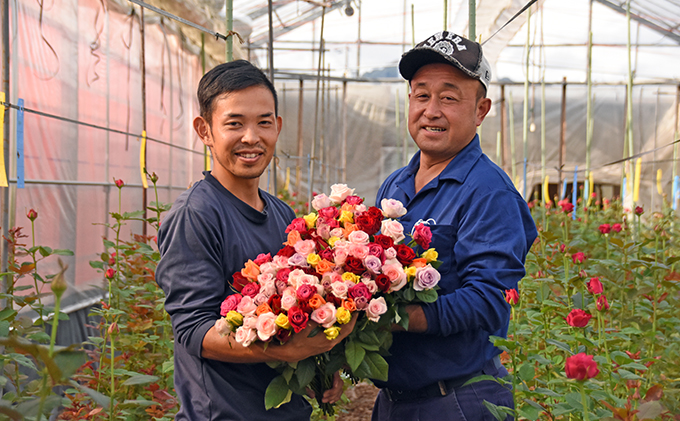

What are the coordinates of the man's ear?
(193, 116, 213, 147)
(276, 115, 283, 137)
(475, 97, 492, 126)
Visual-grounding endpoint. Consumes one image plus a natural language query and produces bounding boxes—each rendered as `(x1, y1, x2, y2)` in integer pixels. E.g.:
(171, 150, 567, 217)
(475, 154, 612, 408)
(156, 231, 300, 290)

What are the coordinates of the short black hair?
(197, 60, 278, 125)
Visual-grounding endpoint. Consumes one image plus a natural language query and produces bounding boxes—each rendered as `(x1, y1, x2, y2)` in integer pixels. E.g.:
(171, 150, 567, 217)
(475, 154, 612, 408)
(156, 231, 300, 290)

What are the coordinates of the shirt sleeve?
(423, 189, 536, 336)
(156, 204, 226, 358)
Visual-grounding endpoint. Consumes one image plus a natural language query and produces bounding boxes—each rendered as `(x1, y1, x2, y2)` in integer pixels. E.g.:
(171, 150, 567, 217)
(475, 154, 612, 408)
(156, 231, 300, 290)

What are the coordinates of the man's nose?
(423, 98, 442, 119)
(241, 125, 259, 144)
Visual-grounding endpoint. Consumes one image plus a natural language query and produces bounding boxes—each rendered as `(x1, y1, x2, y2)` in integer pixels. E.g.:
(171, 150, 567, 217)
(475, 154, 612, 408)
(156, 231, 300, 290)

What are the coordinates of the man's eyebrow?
(224, 112, 274, 118)
(412, 81, 462, 92)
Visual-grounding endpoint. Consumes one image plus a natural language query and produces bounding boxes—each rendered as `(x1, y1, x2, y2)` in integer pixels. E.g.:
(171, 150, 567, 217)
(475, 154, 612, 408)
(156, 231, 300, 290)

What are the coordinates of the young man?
(156, 60, 355, 420)
(372, 32, 537, 420)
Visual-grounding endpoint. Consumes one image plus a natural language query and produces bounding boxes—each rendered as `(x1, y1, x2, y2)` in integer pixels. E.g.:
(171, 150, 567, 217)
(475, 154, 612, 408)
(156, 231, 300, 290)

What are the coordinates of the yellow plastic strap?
(542, 175, 549, 203)
(588, 172, 594, 198)
(633, 158, 642, 202)
(205, 148, 211, 171)
(0, 92, 7, 187)
(140, 130, 148, 189)
(656, 169, 663, 196)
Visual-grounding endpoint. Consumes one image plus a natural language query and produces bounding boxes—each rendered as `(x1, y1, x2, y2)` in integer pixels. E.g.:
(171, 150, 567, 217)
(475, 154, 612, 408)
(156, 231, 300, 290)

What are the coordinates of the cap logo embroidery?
(434, 40, 454, 56)
(450, 35, 467, 51)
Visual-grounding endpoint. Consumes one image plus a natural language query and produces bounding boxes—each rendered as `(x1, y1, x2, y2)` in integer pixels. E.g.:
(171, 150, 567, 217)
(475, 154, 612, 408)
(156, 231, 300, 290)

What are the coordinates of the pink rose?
(414, 264, 440, 291)
(253, 293, 269, 306)
(280, 289, 298, 310)
(254, 253, 272, 266)
(345, 195, 364, 206)
(330, 228, 344, 238)
(297, 284, 316, 301)
(381, 220, 406, 243)
(331, 281, 349, 299)
(384, 247, 397, 260)
(362, 279, 378, 294)
(353, 296, 368, 310)
(380, 198, 407, 219)
(258, 262, 278, 275)
(348, 230, 370, 245)
(329, 184, 355, 204)
(382, 263, 407, 292)
(286, 218, 308, 233)
(366, 297, 387, 322)
(294, 239, 316, 257)
(214, 318, 233, 336)
(349, 243, 370, 260)
(311, 303, 337, 328)
(312, 194, 332, 210)
(257, 273, 275, 285)
(272, 255, 290, 268)
(237, 295, 257, 316)
(334, 248, 349, 266)
(241, 282, 260, 298)
(288, 253, 309, 267)
(256, 312, 278, 341)
(234, 326, 257, 347)
(348, 282, 371, 301)
(220, 294, 242, 316)
(413, 224, 432, 249)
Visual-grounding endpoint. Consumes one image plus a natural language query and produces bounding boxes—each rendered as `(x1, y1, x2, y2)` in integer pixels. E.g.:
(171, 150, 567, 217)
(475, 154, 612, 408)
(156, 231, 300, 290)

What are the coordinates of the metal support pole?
(356, 0, 361, 78)
(296, 79, 304, 195)
(226, 0, 233, 61)
(468, 0, 476, 40)
(1, 0, 11, 308)
(141, 6, 148, 236)
(268, 0, 276, 194)
(341, 80, 347, 183)
(500, 84, 508, 174)
(559, 77, 567, 199)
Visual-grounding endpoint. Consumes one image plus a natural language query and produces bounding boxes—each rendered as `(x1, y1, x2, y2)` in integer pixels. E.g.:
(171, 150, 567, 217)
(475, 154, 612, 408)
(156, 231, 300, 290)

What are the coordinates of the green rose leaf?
(264, 375, 292, 410)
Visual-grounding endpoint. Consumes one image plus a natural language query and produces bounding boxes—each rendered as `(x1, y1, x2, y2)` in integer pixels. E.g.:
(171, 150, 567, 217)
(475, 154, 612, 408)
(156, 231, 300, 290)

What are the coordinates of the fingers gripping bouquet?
(215, 184, 441, 414)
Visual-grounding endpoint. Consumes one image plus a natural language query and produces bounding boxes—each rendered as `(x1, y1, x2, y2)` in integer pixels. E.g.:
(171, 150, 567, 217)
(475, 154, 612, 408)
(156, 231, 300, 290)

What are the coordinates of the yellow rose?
(307, 253, 321, 266)
(421, 248, 439, 262)
(341, 272, 360, 284)
(327, 236, 340, 247)
(336, 307, 351, 324)
(226, 311, 243, 327)
(303, 212, 318, 229)
(275, 313, 291, 330)
(324, 326, 341, 340)
(338, 210, 354, 225)
(405, 266, 417, 278)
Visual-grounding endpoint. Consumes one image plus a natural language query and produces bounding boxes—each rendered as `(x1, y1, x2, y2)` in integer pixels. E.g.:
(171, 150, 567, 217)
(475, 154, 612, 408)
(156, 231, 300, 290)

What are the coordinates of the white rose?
(329, 184, 355, 204)
(380, 198, 407, 219)
(381, 219, 406, 243)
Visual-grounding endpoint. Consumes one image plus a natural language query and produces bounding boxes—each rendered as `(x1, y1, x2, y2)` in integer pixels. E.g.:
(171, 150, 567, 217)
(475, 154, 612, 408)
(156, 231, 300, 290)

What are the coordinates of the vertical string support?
(267, 0, 276, 194)
(140, 5, 148, 236)
(226, 0, 233, 62)
(522, 7, 531, 199)
(468, 0, 476, 41)
(309, 7, 326, 212)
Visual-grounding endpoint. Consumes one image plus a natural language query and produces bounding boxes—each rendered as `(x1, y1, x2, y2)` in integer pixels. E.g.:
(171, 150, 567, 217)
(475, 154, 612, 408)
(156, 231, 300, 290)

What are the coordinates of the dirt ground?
(335, 382, 380, 421)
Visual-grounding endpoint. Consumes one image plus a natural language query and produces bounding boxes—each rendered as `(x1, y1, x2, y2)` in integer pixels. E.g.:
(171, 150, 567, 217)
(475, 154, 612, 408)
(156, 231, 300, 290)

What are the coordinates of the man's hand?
(392, 304, 428, 333)
(307, 371, 345, 404)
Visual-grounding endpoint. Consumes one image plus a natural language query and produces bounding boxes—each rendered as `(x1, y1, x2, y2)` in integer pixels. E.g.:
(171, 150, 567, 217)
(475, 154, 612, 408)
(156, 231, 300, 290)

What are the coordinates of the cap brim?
(399, 49, 457, 81)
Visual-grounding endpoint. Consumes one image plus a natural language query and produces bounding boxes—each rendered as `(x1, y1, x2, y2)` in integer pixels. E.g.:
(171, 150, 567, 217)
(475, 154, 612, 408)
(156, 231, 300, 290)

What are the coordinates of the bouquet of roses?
(215, 184, 441, 415)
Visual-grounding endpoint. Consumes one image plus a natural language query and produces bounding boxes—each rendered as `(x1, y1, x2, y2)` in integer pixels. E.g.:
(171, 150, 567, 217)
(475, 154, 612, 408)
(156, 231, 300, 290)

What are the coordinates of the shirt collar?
(397, 134, 483, 191)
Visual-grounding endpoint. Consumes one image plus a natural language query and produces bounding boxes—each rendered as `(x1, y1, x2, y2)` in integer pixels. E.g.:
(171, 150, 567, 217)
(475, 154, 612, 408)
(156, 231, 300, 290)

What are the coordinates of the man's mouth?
(424, 126, 445, 133)
(236, 152, 261, 159)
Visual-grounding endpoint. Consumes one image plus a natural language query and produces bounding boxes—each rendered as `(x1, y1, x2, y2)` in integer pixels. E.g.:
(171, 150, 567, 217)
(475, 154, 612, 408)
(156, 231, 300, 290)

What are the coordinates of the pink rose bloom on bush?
(597, 295, 610, 311)
(612, 223, 622, 232)
(598, 224, 611, 235)
(414, 265, 440, 291)
(294, 239, 316, 257)
(565, 353, 599, 380)
(566, 308, 592, 327)
(571, 252, 586, 264)
(237, 295, 257, 316)
(348, 230, 370, 245)
(220, 293, 242, 316)
(235, 326, 257, 347)
(366, 297, 388, 322)
(380, 198, 407, 219)
(381, 220, 406, 243)
(311, 303, 337, 328)
(256, 312, 278, 341)
(587, 277, 603, 295)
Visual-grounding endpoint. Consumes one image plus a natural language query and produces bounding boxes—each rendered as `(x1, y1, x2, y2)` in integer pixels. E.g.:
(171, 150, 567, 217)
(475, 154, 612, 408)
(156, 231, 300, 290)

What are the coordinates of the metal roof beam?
(593, 0, 680, 45)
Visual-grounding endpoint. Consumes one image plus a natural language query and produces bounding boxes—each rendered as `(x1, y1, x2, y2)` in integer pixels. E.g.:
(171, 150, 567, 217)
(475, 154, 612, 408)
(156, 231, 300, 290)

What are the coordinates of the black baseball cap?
(399, 31, 491, 91)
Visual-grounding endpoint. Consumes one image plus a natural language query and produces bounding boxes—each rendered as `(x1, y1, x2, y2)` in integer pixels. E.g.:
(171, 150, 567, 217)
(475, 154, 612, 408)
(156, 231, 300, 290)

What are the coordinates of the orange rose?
(284, 230, 302, 247)
(256, 303, 273, 316)
(241, 260, 260, 280)
(411, 258, 427, 268)
(315, 259, 335, 274)
(340, 203, 354, 213)
(342, 223, 359, 239)
(308, 294, 327, 310)
(342, 298, 356, 312)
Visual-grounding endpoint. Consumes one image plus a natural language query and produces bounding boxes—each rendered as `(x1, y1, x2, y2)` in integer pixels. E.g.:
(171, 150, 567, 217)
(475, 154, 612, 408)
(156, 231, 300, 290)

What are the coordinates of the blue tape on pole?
(17, 98, 24, 189)
(622, 177, 627, 205)
(583, 180, 589, 209)
(561, 178, 568, 200)
(572, 166, 578, 220)
(673, 175, 679, 211)
(523, 158, 527, 199)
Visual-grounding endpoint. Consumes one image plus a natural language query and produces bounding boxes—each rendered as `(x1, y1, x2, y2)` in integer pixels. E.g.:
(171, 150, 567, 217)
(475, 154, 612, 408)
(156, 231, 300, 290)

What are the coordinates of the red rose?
(268, 294, 283, 314)
(254, 253, 272, 266)
(344, 256, 366, 275)
(375, 274, 390, 292)
(277, 245, 296, 258)
(27, 209, 38, 221)
(635, 206, 644, 216)
(560, 244, 566, 253)
(287, 306, 309, 333)
(326, 294, 343, 307)
(559, 200, 574, 213)
(504, 289, 519, 306)
(325, 218, 340, 229)
(413, 224, 432, 249)
(597, 295, 610, 311)
(276, 268, 291, 283)
(566, 308, 592, 327)
(319, 248, 334, 262)
(394, 244, 416, 266)
(348, 283, 371, 301)
(105, 268, 116, 279)
(232, 272, 249, 292)
(298, 300, 313, 315)
(114, 178, 124, 188)
(302, 267, 322, 280)
(565, 353, 599, 380)
(367, 206, 383, 219)
(587, 277, 603, 295)
(612, 223, 622, 232)
(598, 224, 611, 235)
(241, 282, 260, 298)
(571, 252, 586, 264)
(345, 195, 364, 205)
(356, 213, 381, 235)
(296, 284, 316, 301)
(276, 328, 292, 344)
(285, 218, 308, 233)
(318, 206, 340, 220)
(373, 235, 395, 250)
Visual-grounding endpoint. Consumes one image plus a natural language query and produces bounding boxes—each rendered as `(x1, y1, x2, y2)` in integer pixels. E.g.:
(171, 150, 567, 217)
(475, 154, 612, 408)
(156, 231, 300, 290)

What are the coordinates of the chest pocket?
(428, 224, 457, 281)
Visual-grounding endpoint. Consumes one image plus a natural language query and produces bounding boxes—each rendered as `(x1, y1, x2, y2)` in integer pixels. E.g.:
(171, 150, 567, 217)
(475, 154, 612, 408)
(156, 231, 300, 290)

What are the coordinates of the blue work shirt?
(375, 135, 537, 390)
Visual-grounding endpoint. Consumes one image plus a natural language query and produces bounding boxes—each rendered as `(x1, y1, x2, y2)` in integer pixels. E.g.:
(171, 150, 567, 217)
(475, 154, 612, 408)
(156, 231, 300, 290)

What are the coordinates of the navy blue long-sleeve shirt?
(375, 135, 537, 390)
(156, 172, 311, 420)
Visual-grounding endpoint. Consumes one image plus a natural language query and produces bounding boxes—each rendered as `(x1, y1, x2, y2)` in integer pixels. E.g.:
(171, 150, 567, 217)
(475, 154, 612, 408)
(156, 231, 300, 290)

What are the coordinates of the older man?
(373, 32, 537, 421)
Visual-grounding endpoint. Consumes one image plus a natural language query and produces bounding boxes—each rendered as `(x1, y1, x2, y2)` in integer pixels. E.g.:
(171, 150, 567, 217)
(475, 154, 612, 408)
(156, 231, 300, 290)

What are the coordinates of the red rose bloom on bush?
(612, 223, 622, 232)
(413, 224, 432, 249)
(394, 244, 416, 266)
(558, 199, 574, 213)
(504, 289, 519, 306)
(356, 212, 381, 235)
(277, 245, 296, 258)
(598, 224, 611, 235)
(597, 295, 610, 311)
(232, 272, 249, 292)
(344, 256, 366, 275)
(373, 235, 395, 250)
(635, 206, 644, 216)
(287, 306, 309, 333)
(587, 277, 603, 295)
(566, 308, 592, 327)
(571, 252, 586, 264)
(565, 353, 599, 380)
(375, 274, 391, 292)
